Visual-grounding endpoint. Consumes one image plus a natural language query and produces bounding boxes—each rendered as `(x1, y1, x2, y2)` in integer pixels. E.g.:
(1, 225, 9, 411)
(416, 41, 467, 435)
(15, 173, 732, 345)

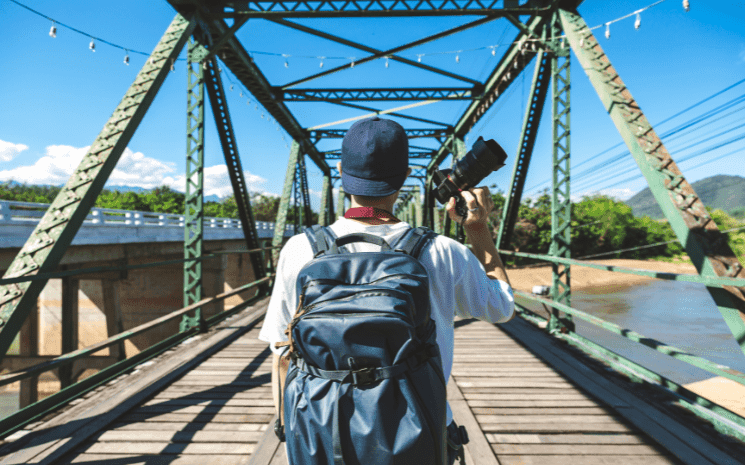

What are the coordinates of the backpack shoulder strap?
(303, 225, 337, 258)
(392, 226, 437, 259)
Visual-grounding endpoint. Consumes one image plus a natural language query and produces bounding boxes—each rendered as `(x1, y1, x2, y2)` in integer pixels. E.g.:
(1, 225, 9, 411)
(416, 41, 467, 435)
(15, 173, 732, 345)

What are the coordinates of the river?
(516, 279, 745, 384)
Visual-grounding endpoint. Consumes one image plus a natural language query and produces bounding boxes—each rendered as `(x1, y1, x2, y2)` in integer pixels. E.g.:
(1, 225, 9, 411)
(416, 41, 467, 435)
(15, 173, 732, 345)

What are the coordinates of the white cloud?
(0, 139, 29, 162)
(164, 164, 269, 199)
(0, 144, 87, 184)
(577, 188, 636, 201)
(0, 145, 268, 199)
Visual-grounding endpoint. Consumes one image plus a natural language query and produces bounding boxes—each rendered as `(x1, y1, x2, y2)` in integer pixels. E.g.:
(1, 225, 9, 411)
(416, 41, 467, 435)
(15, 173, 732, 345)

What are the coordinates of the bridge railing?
(500, 249, 745, 441)
(0, 242, 279, 440)
(0, 200, 289, 233)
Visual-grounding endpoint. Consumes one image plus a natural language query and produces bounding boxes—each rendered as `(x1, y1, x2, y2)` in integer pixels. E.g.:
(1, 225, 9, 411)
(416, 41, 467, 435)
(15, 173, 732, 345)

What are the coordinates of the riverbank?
(506, 258, 698, 293)
(507, 257, 745, 419)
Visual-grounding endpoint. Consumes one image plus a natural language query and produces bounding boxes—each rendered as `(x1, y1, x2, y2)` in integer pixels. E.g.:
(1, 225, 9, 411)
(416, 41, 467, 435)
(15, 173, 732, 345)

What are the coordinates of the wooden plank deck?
(2, 301, 743, 464)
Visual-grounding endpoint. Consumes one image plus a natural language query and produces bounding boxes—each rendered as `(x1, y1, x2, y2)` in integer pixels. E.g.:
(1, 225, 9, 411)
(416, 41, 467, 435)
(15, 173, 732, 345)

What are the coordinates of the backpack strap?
(303, 225, 338, 258)
(392, 226, 437, 259)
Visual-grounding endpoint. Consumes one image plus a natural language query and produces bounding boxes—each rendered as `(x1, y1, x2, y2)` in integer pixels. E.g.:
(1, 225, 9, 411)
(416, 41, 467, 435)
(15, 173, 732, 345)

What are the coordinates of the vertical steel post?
(453, 138, 467, 243)
(497, 30, 551, 250)
(18, 299, 38, 407)
(548, 15, 573, 334)
(182, 38, 206, 332)
(59, 277, 79, 388)
(560, 8, 745, 352)
(414, 185, 423, 228)
(320, 173, 332, 226)
(337, 187, 346, 219)
(203, 54, 266, 285)
(0, 15, 195, 361)
(298, 155, 313, 226)
(273, 141, 301, 263)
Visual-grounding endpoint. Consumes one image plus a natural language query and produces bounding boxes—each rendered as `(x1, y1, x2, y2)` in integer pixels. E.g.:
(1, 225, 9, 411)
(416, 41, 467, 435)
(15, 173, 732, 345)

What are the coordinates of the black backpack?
(278, 225, 447, 465)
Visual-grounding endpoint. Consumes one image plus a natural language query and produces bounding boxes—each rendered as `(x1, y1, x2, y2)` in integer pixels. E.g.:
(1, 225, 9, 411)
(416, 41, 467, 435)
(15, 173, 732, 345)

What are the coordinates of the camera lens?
(450, 138, 507, 190)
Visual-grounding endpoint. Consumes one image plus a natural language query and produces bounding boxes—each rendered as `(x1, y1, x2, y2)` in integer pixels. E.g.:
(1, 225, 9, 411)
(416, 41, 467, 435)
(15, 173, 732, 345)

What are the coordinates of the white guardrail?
(0, 200, 297, 248)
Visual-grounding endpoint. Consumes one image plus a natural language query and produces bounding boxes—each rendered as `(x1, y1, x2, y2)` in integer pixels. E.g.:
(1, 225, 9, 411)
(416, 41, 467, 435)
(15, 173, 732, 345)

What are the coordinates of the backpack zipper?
(302, 273, 426, 294)
(300, 289, 415, 319)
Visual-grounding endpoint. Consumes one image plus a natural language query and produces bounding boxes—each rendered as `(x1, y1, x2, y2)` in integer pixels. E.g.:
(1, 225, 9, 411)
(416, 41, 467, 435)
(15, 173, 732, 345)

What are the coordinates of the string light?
(89, 39, 95, 52)
(605, 22, 611, 39)
(319, 57, 325, 68)
(683, 0, 690, 12)
(123, 50, 130, 65)
(455, 53, 460, 63)
(283, 54, 289, 68)
(349, 59, 355, 68)
(635, 12, 641, 29)
(49, 21, 56, 38)
(417, 54, 423, 63)
(385, 56, 390, 68)
(170, 58, 175, 72)
(490, 46, 497, 56)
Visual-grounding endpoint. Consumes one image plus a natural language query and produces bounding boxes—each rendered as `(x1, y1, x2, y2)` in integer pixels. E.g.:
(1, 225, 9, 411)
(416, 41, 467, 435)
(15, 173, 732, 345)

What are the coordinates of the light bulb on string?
(319, 57, 325, 68)
(417, 54, 423, 63)
(284, 60, 289, 68)
(350, 59, 355, 68)
(170, 58, 175, 72)
(261, 113, 265, 119)
(455, 53, 460, 63)
(124, 50, 130, 65)
(683, 0, 690, 12)
(49, 22, 57, 38)
(385, 56, 390, 68)
(513, 60, 518, 69)
(283, 54, 289, 68)
(491, 46, 497, 57)
(634, 13, 641, 30)
(89, 39, 96, 52)
(202, 60, 208, 70)
(240, 91, 243, 97)
(605, 22, 611, 39)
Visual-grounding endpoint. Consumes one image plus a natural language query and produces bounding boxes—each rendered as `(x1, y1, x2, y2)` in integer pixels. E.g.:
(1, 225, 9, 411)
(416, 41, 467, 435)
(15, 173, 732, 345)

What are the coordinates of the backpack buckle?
(350, 366, 377, 386)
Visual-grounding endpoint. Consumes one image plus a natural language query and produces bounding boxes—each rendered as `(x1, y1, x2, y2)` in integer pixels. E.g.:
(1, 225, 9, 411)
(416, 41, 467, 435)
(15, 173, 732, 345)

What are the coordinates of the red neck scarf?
(344, 207, 401, 223)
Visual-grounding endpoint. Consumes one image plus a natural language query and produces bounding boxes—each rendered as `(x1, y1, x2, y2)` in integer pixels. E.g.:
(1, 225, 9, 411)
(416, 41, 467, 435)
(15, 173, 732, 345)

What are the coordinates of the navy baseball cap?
(340, 116, 409, 197)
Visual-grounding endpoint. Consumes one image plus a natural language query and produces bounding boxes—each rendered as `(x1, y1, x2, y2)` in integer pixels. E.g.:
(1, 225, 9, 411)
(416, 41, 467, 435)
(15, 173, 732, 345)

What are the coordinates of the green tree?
(95, 190, 148, 211)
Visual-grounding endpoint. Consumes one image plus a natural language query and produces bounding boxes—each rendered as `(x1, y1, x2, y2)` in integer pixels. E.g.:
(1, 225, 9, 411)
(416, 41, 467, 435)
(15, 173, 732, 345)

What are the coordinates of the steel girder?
(319, 174, 334, 226)
(185, 14, 330, 174)
(272, 142, 301, 263)
(427, 14, 548, 171)
(296, 155, 313, 228)
(0, 15, 196, 360)
(182, 39, 207, 332)
(277, 87, 479, 102)
(548, 13, 572, 334)
(203, 54, 267, 283)
(186, 0, 553, 18)
(497, 43, 551, 250)
(311, 128, 451, 141)
(560, 8, 745, 352)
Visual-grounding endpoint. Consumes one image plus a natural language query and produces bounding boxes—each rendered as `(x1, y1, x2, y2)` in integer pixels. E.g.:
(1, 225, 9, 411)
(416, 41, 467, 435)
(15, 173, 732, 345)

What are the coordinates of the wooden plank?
(67, 454, 246, 465)
(468, 400, 599, 407)
(480, 423, 634, 433)
(243, 415, 281, 465)
(0, 299, 270, 465)
(447, 375, 501, 465)
(492, 444, 666, 455)
(111, 422, 267, 432)
(486, 433, 646, 444)
(501, 318, 737, 465)
(144, 398, 275, 407)
(456, 380, 574, 389)
(82, 441, 254, 455)
(497, 455, 678, 465)
(96, 430, 264, 443)
(471, 407, 610, 415)
(476, 415, 624, 424)
(121, 413, 274, 424)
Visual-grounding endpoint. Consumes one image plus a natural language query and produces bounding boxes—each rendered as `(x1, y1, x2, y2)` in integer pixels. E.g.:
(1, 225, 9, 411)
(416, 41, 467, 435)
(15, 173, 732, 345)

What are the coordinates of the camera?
(432, 137, 508, 218)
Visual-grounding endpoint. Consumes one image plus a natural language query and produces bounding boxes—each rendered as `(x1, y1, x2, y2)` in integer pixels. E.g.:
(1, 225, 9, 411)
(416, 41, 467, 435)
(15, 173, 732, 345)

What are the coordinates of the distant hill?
(626, 175, 745, 218)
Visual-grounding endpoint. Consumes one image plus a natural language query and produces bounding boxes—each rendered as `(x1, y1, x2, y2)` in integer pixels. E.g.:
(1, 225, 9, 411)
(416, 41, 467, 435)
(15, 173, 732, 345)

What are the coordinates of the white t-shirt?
(258, 217, 515, 425)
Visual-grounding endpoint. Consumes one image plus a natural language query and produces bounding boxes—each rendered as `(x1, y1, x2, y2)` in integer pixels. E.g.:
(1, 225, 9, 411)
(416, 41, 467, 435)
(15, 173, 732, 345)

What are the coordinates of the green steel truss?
(276, 87, 479, 102)
(0, 15, 196, 361)
(548, 13, 573, 334)
(497, 35, 550, 250)
(295, 155, 313, 229)
(182, 38, 207, 332)
(560, 8, 745, 352)
(272, 141, 301, 263)
(203, 52, 266, 283)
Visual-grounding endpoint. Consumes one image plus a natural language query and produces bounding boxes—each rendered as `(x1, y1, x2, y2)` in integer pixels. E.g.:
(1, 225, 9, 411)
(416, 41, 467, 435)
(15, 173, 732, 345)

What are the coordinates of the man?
(258, 116, 514, 464)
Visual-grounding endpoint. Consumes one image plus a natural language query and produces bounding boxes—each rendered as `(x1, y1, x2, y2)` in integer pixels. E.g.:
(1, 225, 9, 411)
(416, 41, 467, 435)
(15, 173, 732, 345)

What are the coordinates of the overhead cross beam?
(276, 87, 480, 102)
(327, 101, 450, 127)
(310, 128, 451, 142)
(193, 0, 553, 18)
(273, 17, 490, 88)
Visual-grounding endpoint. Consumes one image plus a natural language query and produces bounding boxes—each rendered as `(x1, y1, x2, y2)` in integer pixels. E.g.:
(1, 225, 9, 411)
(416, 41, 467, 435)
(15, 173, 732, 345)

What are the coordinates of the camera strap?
(344, 207, 401, 223)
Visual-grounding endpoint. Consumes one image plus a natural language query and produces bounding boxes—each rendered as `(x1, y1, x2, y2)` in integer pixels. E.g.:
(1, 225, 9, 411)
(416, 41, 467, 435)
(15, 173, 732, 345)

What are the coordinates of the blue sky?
(0, 0, 743, 210)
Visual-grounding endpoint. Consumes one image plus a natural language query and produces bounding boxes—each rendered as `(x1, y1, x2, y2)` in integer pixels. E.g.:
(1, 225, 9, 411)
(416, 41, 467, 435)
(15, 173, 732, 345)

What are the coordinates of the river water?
(2, 280, 744, 418)
(517, 279, 745, 384)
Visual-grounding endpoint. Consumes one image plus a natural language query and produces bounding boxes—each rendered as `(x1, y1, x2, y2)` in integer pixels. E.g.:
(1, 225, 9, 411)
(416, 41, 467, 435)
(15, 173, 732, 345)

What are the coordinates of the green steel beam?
(182, 38, 207, 332)
(320, 173, 333, 226)
(319, 100, 451, 127)
(273, 142, 301, 263)
(276, 87, 479, 102)
(274, 17, 489, 89)
(548, 13, 572, 334)
(497, 35, 550, 250)
(0, 15, 196, 361)
(297, 155, 313, 227)
(190, 15, 329, 174)
(337, 186, 347, 220)
(203, 53, 267, 284)
(428, 14, 547, 171)
(194, 1, 554, 18)
(559, 8, 745, 353)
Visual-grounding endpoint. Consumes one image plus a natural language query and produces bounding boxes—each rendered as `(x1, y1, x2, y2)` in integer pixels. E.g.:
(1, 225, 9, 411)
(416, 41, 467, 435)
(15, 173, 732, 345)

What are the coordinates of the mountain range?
(624, 175, 745, 219)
